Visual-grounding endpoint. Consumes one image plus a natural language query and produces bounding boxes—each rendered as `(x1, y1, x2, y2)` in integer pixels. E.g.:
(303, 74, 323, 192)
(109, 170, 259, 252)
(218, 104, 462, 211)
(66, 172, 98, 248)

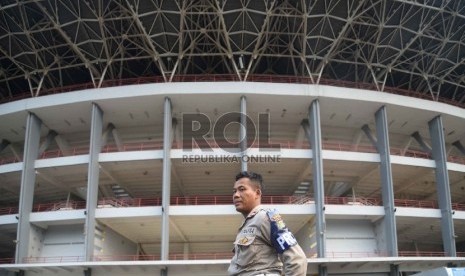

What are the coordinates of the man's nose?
(233, 191, 240, 198)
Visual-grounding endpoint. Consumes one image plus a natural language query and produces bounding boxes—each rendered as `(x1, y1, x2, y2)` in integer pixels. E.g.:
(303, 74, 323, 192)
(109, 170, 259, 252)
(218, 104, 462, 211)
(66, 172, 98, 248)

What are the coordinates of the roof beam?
(124, 0, 168, 82)
(33, 1, 101, 88)
(244, 0, 277, 81)
(215, 0, 242, 80)
(376, 0, 449, 95)
(97, 0, 116, 80)
(393, 0, 465, 20)
(315, 0, 369, 83)
(17, 3, 57, 96)
(0, 47, 38, 91)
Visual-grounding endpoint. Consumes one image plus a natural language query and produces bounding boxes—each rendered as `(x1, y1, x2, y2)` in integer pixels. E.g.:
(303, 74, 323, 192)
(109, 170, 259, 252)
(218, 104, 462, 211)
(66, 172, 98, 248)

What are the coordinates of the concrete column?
(429, 116, 456, 257)
(0, 139, 10, 153)
(452, 140, 465, 155)
(390, 264, 399, 276)
(15, 113, 42, 263)
(305, 100, 326, 260)
(318, 265, 328, 276)
(38, 130, 58, 156)
(161, 97, 172, 260)
(375, 106, 398, 257)
(84, 103, 104, 261)
(240, 95, 247, 171)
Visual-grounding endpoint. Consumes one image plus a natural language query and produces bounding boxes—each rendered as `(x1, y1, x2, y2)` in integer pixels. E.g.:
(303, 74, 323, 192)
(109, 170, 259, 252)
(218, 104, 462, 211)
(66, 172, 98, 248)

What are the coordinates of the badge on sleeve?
(266, 209, 298, 253)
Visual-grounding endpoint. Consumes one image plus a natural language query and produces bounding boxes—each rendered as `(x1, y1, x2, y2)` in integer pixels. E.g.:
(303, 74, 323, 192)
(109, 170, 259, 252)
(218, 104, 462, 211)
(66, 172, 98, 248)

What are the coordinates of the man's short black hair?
(235, 171, 264, 192)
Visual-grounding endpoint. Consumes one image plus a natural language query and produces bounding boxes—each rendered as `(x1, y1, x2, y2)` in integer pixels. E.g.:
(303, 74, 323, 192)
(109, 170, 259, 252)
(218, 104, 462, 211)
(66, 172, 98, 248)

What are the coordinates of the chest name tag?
(241, 227, 256, 235)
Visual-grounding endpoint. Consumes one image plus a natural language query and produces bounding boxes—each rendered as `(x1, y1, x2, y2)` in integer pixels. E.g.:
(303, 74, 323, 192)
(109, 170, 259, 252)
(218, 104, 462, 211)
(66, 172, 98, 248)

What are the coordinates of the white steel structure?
(1, 1, 465, 276)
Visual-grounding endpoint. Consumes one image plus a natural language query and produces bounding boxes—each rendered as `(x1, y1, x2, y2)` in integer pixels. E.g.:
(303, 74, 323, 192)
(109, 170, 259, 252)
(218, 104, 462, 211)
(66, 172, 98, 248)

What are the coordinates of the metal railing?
(452, 203, 465, 211)
(22, 253, 234, 263)
(394, 199, 438, 209)
(0, 258, 14, 264)
(0, 156, 21, 165)
(33, 201, 86, 212)
(23, 255, 85, 263)
(97, 198, 161, 208)
(3, 139, 453, 166)
(0, 206, 19, 215)
(17, 250, 465, 264)
(2, 74, 463, 109)
(1, 196, 464, 215)
(3, 131, 465, 165)
(325, 251, 388, 258)
(398, 251, 447, 257)
(325, 196, 382, 206)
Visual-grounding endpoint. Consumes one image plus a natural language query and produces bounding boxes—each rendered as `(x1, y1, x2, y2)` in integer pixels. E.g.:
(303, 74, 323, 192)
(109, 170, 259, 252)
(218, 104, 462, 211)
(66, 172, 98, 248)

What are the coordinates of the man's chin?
(235, 207, 251, 216)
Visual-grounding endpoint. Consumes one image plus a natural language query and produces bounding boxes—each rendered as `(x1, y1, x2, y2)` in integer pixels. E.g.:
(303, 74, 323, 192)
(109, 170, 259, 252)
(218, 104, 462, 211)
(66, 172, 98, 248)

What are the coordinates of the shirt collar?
(238, 205, 261, 229)
(245, 205, 262, 219)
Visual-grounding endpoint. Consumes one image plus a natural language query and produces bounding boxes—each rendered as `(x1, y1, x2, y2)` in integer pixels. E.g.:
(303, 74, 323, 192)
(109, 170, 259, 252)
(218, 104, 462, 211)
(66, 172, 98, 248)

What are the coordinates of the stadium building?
(1, 0, 465, 275)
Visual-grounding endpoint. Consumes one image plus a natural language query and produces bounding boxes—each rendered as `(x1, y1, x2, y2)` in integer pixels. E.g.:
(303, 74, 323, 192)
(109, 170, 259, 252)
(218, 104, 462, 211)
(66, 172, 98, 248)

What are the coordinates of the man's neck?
(242, 204, 261, 218)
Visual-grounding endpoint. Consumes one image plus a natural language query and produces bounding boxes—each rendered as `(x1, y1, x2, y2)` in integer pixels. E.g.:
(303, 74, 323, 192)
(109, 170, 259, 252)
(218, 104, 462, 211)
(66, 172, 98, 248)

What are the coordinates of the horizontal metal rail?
(4, 139, 461, 166)
(1, 196, 465, 216)
(325, 251, 388, 258)
(398, 251, 447, 257)
(15, 250, 465, 264)
(1, 74, 463, 109)
(33, 201, 86, 212)
(0, 258, 14, 264)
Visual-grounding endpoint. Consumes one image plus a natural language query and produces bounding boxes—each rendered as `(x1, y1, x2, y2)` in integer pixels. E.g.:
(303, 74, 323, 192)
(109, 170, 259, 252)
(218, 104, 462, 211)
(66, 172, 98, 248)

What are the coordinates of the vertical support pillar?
(38, 130, 58, 156)
(307, 100, 326, 259)
(240, 95, 247, 172)
(375, 106, 398, 257)
(318, 265, 328, 276)
(389, 264, 399, 276)
(452, 141, 465, 156)
(429, 116, 456, 257)
(84, 103, 103, 261)
(161, 97, 172, 260)
(15, 113, 42, 263)
(0, 139, 10, 153)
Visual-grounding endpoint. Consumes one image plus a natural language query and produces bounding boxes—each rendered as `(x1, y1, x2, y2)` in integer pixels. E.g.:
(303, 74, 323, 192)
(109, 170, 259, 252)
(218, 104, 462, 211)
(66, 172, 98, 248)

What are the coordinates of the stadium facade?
(1, 1, 465, 275)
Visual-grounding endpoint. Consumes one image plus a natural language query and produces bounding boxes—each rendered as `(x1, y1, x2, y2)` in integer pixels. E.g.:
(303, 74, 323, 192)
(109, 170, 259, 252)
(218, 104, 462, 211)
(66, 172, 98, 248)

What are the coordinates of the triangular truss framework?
(0, 0, 464, 103)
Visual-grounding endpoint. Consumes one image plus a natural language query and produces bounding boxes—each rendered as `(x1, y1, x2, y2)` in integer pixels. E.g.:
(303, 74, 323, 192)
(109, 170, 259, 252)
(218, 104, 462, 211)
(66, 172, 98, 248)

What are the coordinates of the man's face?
(233, 177, 261, 216)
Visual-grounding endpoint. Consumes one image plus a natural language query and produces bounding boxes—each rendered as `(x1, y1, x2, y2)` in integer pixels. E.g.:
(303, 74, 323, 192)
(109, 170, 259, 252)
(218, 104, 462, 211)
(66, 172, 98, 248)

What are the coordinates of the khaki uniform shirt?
(228, 205, 307, 276)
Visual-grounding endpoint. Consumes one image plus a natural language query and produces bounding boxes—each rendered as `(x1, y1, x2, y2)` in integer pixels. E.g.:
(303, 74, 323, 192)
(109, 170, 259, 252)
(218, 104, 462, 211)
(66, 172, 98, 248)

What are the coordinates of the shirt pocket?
(233, 235, 257, 267)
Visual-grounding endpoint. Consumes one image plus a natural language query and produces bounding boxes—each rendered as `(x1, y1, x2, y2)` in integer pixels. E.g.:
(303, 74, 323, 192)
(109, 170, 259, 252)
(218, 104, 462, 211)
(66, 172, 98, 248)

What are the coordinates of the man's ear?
(255, 188, 262, 198)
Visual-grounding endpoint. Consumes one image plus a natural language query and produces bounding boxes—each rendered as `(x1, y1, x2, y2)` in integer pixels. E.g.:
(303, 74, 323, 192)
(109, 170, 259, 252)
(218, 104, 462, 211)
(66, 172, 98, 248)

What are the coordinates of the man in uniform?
(228, 171, 307, 276)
